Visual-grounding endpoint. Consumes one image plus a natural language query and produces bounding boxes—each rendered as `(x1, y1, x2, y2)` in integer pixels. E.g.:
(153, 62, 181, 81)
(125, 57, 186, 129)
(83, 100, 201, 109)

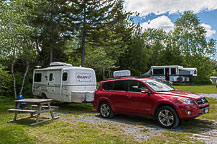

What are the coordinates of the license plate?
(204, 108, 209, 114)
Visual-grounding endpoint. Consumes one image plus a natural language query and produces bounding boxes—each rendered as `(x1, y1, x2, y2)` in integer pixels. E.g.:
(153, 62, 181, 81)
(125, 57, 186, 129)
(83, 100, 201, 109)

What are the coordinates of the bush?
(0, 65, 13, 97)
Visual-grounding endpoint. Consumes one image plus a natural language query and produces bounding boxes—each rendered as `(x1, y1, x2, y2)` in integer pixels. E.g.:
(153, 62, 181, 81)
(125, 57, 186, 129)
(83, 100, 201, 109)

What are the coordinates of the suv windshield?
(142, 79, 175, 92)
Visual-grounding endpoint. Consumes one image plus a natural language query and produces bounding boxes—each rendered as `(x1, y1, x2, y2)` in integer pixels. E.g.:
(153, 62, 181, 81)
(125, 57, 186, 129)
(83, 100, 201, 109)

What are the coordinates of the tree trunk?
(50, 47, 53, 63)
(49, 0, 54, 64)
(81, 6, 86, 67)
(81, 30, 86, 67)
(11, 59, 17, 99)
(19, 62, 29, 95)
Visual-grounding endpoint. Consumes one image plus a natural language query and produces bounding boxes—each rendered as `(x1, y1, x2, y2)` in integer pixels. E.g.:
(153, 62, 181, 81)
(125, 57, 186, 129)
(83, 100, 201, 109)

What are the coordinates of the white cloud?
(201, 23, 216, 37)
(141, 16, 174, 33)
(141, 17, 216, 38)
(125, 0, 217, 16)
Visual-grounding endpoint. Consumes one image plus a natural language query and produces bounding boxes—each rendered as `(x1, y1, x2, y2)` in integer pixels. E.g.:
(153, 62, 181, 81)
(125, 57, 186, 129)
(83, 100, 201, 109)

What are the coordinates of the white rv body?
(210, 76, 217, 85)
(144, 65, 197, 82)
(32, 62, 96, 103)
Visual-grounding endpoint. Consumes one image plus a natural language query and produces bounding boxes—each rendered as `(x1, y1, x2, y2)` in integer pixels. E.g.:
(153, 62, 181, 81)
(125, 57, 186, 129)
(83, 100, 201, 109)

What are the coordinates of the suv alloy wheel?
(99, 102, 114, 118)
(156, 106, 180, 129)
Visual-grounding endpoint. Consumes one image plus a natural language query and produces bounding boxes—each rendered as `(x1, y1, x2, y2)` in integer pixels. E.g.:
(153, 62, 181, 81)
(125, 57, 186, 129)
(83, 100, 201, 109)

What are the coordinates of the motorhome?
(143, 65, 197, 82)
(32, 62, 96, 103)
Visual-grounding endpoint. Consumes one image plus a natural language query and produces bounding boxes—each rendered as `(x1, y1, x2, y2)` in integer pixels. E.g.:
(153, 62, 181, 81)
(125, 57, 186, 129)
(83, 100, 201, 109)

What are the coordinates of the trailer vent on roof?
(35, 66, 41, 69)
(50, 62, 72, 67)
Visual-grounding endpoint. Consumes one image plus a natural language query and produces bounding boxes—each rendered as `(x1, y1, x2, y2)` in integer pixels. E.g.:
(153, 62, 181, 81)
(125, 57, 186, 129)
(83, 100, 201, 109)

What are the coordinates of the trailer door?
(61, 70, 71, 102)
(47, 71, 55, 99)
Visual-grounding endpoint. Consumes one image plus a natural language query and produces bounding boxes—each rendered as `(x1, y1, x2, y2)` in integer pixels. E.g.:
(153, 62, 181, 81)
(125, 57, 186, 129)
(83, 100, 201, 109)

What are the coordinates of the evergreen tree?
(68, 0, 129, 66)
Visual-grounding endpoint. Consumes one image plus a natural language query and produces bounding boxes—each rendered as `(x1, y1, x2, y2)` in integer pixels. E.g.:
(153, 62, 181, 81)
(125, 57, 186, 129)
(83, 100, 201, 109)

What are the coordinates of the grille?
(197, 98, 207, 105)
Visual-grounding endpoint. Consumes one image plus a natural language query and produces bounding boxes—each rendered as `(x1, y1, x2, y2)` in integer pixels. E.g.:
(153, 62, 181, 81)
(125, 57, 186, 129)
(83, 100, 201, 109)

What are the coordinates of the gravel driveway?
(45, 94, 217, 143)
(54, 112, 217, 144)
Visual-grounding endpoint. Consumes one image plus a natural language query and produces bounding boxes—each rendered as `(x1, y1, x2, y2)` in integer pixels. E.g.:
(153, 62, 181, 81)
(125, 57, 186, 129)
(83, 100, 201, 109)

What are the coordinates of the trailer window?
(49, 73, 53, 81)
(171, 68, 176, 74)
(62, 72, 67, 81)
(34, 73, 42, 82)
(153, 69, 164, 75)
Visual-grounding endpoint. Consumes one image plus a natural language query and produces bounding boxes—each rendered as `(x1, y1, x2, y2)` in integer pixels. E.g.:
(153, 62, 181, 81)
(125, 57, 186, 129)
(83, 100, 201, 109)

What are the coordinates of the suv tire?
(156, 106, 179, 129)
(99, 102, 114, 118)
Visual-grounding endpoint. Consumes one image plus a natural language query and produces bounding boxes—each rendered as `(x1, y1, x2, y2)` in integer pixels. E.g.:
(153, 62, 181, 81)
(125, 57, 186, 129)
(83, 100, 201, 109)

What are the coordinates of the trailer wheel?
(99, 102, 114, 118)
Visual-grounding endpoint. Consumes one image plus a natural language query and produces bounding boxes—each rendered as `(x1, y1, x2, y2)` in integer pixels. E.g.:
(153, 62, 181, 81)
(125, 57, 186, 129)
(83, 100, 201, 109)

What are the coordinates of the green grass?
(0, 97, 36, 144)
(0, 97, 139, 144)
(0, 96, 217, 144)
(173, 85, 217, 94)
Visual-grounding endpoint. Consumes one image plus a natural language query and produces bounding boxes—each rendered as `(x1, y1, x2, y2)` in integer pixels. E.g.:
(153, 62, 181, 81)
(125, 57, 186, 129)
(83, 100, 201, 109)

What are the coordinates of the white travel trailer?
(32, 62, 96, 103)
(143, 65, 197, 82)
(210, 76, 217, 86)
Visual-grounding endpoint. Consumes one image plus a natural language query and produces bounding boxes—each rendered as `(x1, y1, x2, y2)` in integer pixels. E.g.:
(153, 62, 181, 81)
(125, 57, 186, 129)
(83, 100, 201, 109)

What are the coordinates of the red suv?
(93, 78, 209, 128)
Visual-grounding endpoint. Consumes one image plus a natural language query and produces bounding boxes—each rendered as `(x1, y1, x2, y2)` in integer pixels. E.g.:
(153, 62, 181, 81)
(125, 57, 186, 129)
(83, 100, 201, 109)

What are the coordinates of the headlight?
(178, 97, 195, 104)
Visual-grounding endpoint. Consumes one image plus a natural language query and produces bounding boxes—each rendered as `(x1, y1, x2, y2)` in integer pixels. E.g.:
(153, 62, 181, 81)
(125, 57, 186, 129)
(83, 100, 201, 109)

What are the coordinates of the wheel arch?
(97, 98, 114, 112)
(153, 102, 179, 120)
(40, 92, 47, 99)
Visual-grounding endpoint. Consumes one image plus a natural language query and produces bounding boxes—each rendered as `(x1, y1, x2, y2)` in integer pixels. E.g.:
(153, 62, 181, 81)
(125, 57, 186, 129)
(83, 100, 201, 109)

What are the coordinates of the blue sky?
(124, 0, 217, 58)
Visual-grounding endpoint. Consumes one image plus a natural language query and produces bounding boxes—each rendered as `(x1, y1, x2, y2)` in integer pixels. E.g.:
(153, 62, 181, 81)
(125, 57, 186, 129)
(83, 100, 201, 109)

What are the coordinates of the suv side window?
(102, 80, 129, 91)
(113, 80, 128, 91)
(129, 80, 148, 92)
(102, 81, 114, 90)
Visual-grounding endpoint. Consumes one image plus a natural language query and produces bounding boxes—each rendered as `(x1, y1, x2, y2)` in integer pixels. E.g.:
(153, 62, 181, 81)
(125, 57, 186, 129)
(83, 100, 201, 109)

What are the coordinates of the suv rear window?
(102, 80, 128, 91)
(102, 80, 148, 92)
(102, 81, 114, 90)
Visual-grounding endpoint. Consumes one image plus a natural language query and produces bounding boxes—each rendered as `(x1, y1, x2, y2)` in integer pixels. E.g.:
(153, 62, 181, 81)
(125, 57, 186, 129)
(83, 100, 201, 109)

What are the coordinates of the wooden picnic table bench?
(8, 99, 59, 126)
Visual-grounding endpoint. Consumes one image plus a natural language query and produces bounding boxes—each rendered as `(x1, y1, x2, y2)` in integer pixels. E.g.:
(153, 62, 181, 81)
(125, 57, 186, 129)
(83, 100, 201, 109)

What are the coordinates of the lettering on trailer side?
(76, 73, 93, 82)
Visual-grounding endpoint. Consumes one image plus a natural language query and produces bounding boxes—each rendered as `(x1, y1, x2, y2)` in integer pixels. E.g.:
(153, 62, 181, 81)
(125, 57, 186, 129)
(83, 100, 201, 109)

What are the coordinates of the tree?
(68, 0, 129, 66)
(173, 11, 216, 83)
(29, 0, 73, 65)
(142, 28, 167, 66)
(85, 17, 135, 79)
(0, 0, 37, 98)
(174, 11, 216, 67)
(119, 25, 150, 76)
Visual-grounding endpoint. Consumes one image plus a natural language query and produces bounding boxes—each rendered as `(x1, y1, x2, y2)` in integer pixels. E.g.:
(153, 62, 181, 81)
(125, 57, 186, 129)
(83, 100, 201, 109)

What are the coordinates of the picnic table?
(8, 99, 59, 126)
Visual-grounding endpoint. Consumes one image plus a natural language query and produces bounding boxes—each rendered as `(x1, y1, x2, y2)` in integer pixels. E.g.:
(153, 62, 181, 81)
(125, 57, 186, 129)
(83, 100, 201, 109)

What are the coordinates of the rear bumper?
(70, 91, 95, 103)
(177, 103, 209, 119)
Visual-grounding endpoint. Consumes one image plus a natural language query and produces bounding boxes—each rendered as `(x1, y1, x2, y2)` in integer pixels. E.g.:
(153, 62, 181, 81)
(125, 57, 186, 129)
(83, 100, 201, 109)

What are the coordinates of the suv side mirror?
(141, 88, 149, 94)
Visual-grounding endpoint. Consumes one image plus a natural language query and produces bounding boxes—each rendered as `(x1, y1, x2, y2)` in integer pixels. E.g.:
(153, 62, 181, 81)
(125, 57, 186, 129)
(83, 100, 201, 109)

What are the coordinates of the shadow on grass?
(8, 115, 59, 127)
(54, 102, 94, 115)
(53, 102, 216, 133)
(95, 114, 216, 133)
(95, 114, 168, 130)
(181, 118, 217, 133)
